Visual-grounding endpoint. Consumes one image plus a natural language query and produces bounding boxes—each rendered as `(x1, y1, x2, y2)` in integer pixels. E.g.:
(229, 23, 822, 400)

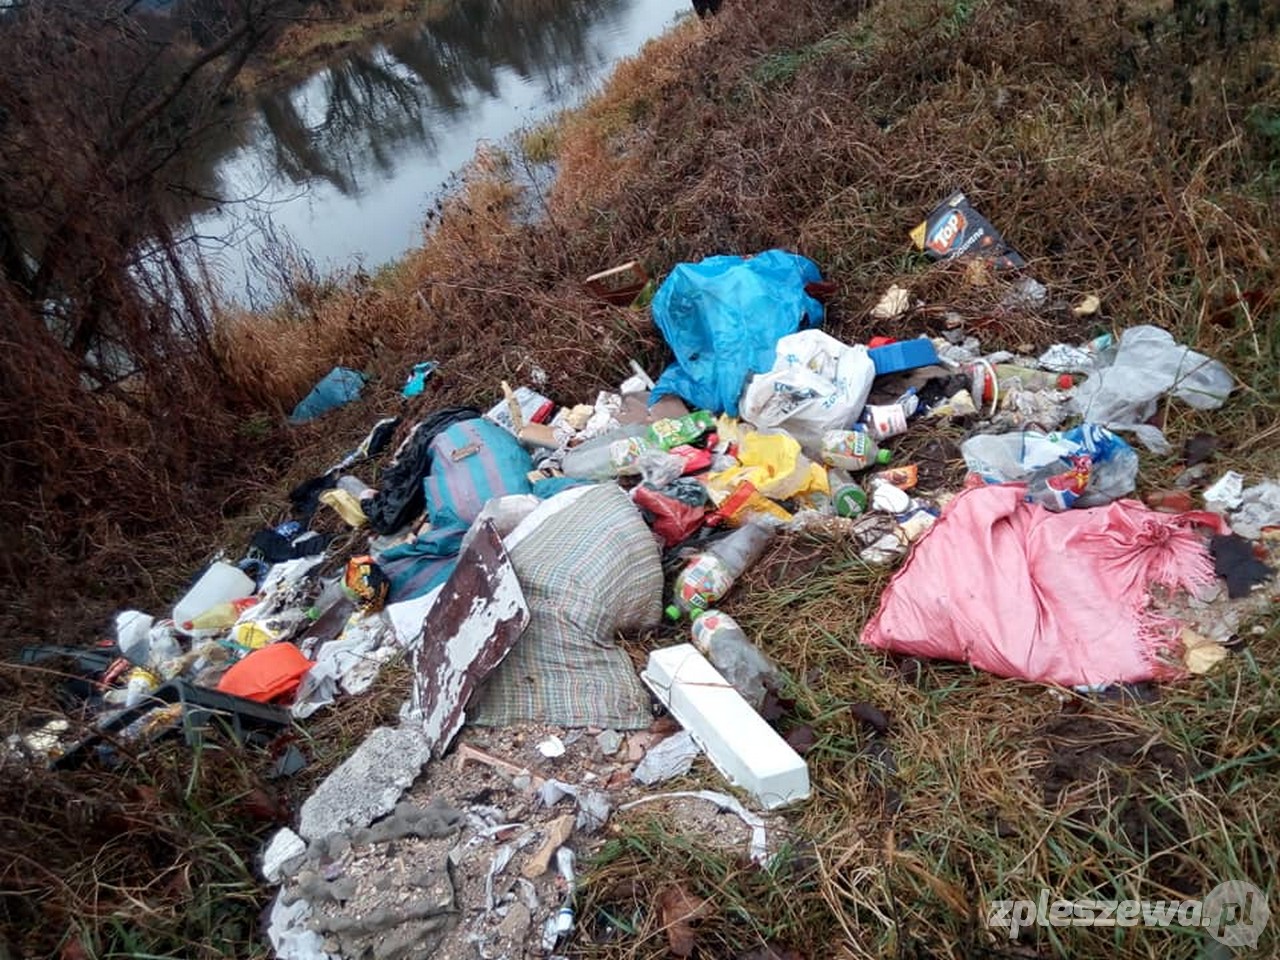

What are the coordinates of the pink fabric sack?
(860, 484, 1214, 686)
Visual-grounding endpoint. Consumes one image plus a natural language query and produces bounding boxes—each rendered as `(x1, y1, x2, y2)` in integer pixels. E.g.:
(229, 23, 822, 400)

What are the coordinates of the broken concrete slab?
(346, 798, 463, 846)
(596, 728, 623, 755)
(298, 725, 432, 841)
(411, 521, 529, 757)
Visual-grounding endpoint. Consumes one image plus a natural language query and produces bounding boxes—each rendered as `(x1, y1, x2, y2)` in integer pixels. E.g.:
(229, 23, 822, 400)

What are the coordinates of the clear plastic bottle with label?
(668, 521, 776, 616)
(690, 609, 781, 710)
(820, 429, 892, 471)
(559, 423, 651, 479)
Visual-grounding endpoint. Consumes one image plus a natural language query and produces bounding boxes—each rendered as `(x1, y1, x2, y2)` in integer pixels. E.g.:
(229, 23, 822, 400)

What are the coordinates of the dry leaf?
(1072, 294, 1101, 316)
(783, 725, 817, 755)
(657, 883, 709, 957)
(1182, 627, 1229, 675)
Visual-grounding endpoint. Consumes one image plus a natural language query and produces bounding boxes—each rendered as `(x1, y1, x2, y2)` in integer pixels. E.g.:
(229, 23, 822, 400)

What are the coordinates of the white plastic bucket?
(172, 561, 255, 630)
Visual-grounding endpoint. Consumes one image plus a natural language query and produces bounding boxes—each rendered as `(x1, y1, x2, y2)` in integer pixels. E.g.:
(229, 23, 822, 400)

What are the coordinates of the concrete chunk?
(298, 726, 431, 841)
(263, 827, 307, 884)
(641, 644, 809, 810)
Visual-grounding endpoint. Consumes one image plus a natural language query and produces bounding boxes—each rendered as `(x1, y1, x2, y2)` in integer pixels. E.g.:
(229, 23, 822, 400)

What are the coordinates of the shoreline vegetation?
(243, 0, 443, 88)
(2, 0, 1278, 956)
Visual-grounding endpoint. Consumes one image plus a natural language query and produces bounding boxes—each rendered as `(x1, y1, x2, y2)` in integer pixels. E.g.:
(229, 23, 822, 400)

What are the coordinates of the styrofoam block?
(641, 644, 810, 810)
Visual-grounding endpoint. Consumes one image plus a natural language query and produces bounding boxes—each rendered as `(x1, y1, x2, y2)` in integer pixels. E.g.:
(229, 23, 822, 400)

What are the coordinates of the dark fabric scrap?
(362, 406, 480, 534)
(1210, 534, 1274, 599)
(248, 528, 329, 564)
(288, 473, 338, 524)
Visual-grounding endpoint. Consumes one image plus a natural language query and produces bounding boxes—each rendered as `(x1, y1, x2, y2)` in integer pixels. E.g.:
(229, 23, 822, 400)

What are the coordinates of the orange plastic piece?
(216, 643, 312, 703)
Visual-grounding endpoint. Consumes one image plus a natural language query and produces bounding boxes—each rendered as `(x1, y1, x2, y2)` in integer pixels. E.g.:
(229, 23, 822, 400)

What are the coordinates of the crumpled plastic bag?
(961, 423, 1139, 507)
(740, 329, 876, 453)
(633, 485, 706, 548)
(288, 366, 367, 424)
(704, 429, 826, 504)
(1070, 325, 1233, 453)
(115, 611, 155, 665)
(649, 251, 825, 416)
(1230, 481, 1280, 539)
(292, 613, 397, 718)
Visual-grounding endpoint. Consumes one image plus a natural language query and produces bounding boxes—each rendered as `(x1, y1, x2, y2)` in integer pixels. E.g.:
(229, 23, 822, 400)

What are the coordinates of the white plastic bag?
(1070, 325, 1233, 453)
(114, 610, 154, 665)
(739, 330, 875, 454)
(458, 494, 542, 555)
(1231, 481, 1280, 539)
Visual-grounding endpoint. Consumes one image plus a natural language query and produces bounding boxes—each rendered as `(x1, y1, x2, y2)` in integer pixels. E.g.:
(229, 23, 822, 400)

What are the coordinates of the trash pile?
(11, 195, 1279, 959)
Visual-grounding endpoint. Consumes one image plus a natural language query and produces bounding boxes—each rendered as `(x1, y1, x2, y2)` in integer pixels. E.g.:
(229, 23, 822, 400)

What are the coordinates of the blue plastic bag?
(649, 250, 825, 416)
(401, 361, 438, 398)
(289, 367, 368, 424)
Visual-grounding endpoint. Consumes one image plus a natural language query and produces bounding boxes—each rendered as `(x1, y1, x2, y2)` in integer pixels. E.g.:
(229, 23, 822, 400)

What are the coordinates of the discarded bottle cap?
(876, 448, 892, 464)
(1056, 373, 1074, 390)
(664, 604, 682, 621)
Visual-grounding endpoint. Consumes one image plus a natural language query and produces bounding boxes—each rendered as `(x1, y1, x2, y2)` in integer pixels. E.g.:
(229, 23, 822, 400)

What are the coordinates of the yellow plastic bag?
(233, 621, 281, 651)
(318, 488, 368, 527)
(705, 429, 824, 503)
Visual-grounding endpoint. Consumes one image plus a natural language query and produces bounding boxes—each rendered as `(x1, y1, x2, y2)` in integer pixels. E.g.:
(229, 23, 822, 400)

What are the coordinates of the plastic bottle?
(173, 561, 256, 629)
(690, 609, 781, 710)
(827, 469, 868, 518)
(181, 596, 257, 632)
(820, 429, 892, 472)
(994, 364, 1074, 391)
(668, 521, 775, 616)
(336, 474, 374, 498)
(971, 363, 1074, 404)
(560, 423, 651, 479)
(124, 666, 160, 708)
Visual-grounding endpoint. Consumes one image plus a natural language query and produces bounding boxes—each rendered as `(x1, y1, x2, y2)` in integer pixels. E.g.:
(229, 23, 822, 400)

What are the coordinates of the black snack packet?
(911, 191, 1025, 268)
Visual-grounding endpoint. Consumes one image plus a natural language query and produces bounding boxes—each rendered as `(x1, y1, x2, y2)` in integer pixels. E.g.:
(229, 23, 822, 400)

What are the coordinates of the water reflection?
(193, 0, 688, 298)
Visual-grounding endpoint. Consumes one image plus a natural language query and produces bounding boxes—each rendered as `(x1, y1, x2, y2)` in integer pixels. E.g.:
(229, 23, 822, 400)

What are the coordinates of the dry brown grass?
(8, 0, 1280, 955)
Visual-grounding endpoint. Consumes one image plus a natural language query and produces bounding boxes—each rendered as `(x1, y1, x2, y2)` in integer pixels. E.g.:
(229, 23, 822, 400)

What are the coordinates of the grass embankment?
(4, 0, 1279, 956)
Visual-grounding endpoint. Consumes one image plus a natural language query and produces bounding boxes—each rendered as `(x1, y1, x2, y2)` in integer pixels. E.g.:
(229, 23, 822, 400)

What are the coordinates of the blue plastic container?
(868, 339, 939, 376)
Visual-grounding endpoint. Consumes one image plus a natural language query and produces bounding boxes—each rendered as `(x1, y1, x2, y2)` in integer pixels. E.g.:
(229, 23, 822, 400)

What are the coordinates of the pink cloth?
(860, 484, 1214, 686)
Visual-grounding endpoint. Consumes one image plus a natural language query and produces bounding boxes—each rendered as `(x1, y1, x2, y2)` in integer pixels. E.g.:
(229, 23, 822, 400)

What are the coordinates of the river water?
(190, 0, 690, 302)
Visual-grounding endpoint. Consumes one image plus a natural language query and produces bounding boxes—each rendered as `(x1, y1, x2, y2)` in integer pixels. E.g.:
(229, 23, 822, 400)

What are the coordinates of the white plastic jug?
(172, 561, 255, 631)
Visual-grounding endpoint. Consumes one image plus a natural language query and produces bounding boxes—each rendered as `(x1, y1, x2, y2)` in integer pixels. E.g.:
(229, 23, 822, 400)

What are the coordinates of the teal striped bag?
(423, 418, 534, 531)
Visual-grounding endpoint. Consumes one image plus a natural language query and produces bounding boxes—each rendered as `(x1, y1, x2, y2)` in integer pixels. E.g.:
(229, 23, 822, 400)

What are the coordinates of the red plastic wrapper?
(633, 485, 706, 548)
(670, 444, 713, 475)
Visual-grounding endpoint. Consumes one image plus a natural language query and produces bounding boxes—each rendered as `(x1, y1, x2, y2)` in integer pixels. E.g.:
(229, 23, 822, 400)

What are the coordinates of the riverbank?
(5, 0, 1280, 956)
(243, 0, 443, 89)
